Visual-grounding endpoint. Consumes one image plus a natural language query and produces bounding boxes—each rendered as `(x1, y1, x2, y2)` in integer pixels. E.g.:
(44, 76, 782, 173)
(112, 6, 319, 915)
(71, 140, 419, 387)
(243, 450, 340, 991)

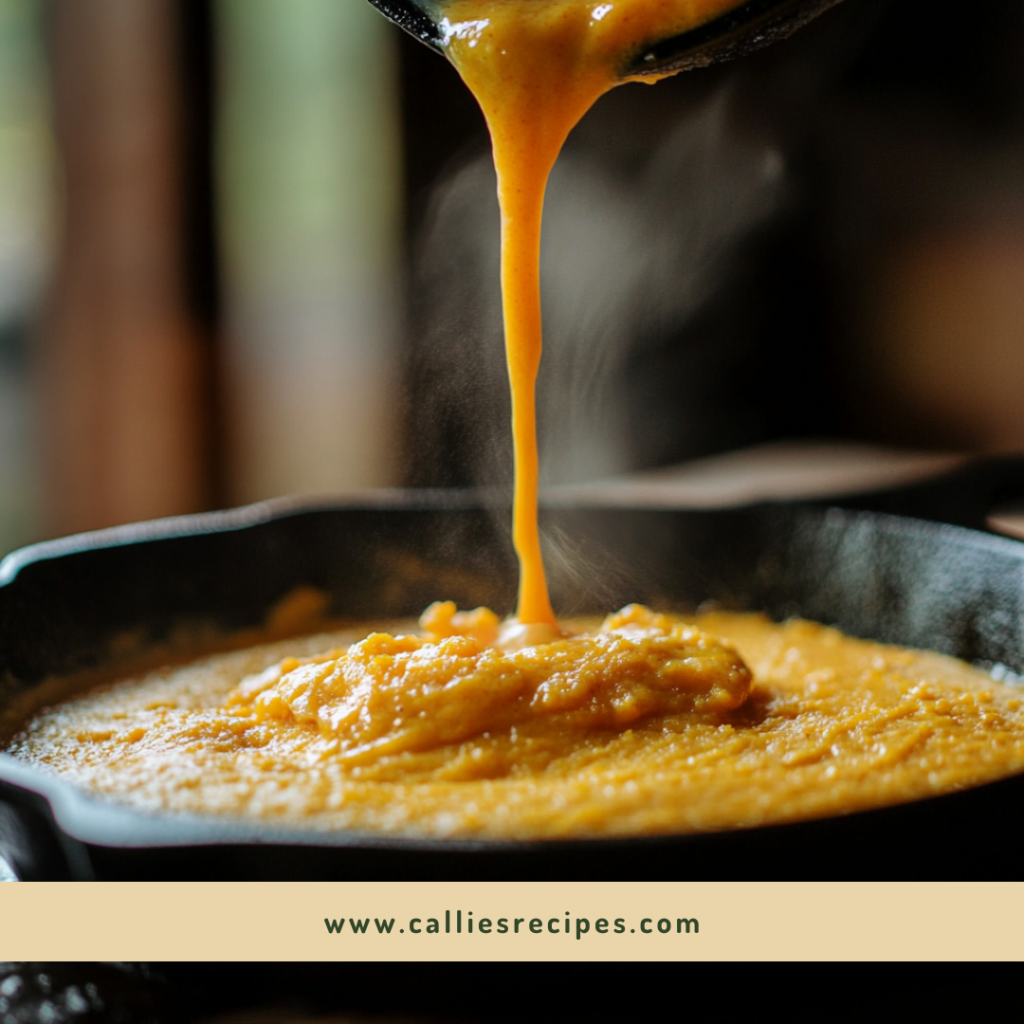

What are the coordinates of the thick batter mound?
(8, 607, 1024, 838)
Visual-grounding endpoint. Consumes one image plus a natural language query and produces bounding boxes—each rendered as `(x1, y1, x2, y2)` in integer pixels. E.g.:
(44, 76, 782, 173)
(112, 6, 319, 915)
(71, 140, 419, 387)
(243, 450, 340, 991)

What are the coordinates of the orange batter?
(10, 608, 1024, 838)
(440, 0, 743, 623)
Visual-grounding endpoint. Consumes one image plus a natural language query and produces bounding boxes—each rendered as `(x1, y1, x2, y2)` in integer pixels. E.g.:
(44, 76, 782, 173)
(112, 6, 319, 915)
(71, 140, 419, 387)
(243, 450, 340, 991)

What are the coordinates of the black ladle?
(365, 0, 845, 77)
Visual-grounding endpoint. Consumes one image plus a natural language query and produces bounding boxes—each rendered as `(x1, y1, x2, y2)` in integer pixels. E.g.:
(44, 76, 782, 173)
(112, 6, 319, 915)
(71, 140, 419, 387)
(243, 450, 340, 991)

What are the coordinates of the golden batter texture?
(7, 607, 1024, 838)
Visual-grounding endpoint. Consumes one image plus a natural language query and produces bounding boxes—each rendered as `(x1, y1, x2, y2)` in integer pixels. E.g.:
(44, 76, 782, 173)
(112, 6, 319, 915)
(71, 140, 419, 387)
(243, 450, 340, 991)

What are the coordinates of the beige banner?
(1, 881, 1022, 961)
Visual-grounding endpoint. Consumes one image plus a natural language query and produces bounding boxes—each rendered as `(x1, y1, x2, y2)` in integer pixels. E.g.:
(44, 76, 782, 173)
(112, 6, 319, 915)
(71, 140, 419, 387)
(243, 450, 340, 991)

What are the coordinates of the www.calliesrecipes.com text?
(325, 911, 698, 939)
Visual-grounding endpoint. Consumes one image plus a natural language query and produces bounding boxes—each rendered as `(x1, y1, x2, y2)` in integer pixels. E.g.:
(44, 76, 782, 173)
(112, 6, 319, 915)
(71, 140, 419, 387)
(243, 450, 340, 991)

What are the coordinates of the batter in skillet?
(10, 606, 1024, 838)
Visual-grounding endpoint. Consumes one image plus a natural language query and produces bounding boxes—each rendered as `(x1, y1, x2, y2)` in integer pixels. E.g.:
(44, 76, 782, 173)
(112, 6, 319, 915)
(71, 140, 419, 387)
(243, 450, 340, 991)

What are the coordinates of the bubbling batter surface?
(9, 608, 1024, 839)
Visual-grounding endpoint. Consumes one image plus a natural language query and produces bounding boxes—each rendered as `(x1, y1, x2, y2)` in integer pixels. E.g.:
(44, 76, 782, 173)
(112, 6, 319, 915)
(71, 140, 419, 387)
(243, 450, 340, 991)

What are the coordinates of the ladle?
(365, 0, 845, 77)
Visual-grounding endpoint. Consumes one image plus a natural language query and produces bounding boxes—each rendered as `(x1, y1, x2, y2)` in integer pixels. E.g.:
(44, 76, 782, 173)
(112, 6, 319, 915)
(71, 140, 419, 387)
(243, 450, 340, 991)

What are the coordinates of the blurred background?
(1, 0, 1023, 558)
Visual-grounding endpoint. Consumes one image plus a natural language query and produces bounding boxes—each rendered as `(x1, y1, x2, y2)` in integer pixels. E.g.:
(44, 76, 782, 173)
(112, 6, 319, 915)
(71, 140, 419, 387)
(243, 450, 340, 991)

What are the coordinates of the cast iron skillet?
(2, 458, 1024, 881)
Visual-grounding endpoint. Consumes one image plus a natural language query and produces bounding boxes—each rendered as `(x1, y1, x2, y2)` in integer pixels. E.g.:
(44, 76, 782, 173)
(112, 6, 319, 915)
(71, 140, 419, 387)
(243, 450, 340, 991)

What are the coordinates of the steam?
(402, 0, 892, 613)
(406, 79, 790, 611)
(408, 80, 787, 491)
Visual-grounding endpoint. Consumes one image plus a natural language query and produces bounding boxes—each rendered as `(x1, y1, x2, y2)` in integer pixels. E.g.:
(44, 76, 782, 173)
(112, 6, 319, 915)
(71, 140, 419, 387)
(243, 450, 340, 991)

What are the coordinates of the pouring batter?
(438, 0, 767, 624)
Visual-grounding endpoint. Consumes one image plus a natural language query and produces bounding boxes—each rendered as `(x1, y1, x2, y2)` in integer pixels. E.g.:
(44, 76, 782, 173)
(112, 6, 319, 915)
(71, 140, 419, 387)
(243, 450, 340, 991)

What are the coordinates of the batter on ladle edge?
(10, 1, 1024, 838)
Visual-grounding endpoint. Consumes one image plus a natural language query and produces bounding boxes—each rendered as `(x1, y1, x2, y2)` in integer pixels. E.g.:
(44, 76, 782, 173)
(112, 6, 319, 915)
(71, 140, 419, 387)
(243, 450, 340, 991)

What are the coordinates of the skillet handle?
(0, 782, 89, 880)
(835, 455, 1024, 533)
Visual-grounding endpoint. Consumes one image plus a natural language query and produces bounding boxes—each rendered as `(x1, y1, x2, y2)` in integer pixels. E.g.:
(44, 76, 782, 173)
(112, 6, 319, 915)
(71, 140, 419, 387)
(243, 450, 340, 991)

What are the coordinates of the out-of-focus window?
(0, 0, 50, 557)
(217, 0, 403, 503)
(42, 0, 210, 537)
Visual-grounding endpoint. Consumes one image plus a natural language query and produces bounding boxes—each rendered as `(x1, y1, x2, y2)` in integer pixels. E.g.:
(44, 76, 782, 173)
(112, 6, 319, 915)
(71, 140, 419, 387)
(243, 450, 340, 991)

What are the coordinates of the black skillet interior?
(3, 457, 1024, 880)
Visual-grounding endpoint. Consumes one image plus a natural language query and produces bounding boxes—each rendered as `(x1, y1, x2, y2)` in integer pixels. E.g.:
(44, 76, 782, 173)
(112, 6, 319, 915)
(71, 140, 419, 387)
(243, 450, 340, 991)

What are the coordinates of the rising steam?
(408, 79, 787, 491)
